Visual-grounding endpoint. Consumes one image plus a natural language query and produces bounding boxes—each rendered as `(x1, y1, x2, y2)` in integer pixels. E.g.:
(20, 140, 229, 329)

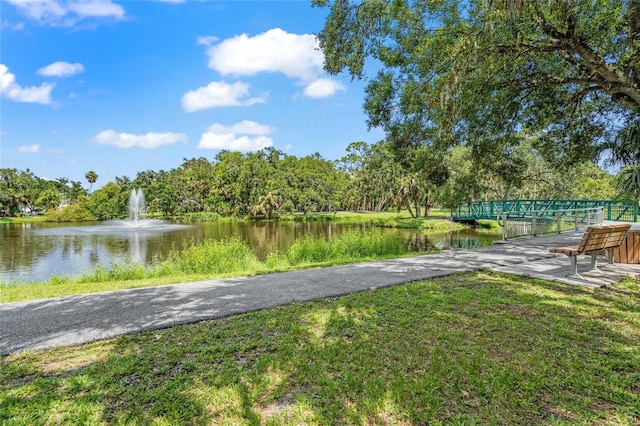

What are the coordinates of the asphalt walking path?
(2, 227, 640, 355)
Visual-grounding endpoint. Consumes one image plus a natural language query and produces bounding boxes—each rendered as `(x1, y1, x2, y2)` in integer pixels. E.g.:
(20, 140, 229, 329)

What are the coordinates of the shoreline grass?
(0, 216, 46, 224)
(2, 272, 638, 424)
(1, 229, 428, 303)
(372, 216, 466, 230)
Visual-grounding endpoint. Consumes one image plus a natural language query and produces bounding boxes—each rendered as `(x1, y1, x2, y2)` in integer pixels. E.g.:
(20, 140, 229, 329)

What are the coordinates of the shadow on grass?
(2, 272, 639, 424)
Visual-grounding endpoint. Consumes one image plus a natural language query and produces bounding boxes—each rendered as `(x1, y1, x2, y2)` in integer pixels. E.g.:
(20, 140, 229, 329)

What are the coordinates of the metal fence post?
(532, 212, 537, 236)
(501, 213, 507, 241)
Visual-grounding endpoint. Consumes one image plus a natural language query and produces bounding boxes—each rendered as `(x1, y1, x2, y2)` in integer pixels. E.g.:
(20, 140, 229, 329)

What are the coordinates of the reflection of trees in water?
(404, 233, 439, 252)
(0, 223, 56, 271)
(243, 222, 283, 260)
(402, 230, 502, 252)
(59, 235, 88, 257)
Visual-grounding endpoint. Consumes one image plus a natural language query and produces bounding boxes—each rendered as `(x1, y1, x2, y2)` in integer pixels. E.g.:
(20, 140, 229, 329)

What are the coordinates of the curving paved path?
(2, 229, 640, 355)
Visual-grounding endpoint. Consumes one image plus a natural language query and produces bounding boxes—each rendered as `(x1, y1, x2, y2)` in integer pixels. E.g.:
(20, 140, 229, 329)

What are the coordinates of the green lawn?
(2, 271, 638, 425)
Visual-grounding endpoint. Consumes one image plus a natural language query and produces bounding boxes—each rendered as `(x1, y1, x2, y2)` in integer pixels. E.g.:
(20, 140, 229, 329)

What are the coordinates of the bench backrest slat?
(577, 226, 612, 253)
(603, 224, 632, 249)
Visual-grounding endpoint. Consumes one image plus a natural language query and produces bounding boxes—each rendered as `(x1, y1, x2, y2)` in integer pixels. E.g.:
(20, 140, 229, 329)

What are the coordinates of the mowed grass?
(2, 272, 639, 425)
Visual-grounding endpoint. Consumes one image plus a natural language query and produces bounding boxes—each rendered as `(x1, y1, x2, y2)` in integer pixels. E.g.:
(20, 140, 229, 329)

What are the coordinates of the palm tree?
(85, 170, 98, 193)
(603, 120, 640, 168)
(602, 119, 640, 209)
(616, 164, 640, 207)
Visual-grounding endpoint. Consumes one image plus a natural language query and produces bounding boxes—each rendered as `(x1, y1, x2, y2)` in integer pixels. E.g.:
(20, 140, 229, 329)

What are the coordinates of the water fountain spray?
(128, 188, 146, 226)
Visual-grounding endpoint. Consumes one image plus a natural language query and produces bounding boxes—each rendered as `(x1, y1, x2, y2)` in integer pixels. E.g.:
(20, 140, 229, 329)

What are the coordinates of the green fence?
(453, 200, 639, 222)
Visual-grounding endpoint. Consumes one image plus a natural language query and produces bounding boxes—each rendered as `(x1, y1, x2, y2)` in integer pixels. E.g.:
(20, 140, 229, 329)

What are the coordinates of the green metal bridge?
(453, 200, 639, 222)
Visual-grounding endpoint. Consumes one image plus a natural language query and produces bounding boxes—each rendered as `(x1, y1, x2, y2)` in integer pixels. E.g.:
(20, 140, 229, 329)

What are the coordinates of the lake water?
(1, 220, 501, 283)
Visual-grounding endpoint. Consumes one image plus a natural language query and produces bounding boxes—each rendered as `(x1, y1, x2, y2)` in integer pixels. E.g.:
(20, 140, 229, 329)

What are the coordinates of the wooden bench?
(550, 224, 632, 278)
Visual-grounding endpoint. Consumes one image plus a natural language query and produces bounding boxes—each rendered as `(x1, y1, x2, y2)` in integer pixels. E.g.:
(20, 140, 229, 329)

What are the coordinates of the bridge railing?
(497, 206, 604, 240)
(453, 199, 638, 222)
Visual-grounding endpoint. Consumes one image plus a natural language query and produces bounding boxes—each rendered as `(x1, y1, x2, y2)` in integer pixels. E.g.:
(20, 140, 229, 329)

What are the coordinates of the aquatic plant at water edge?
(164, 238, 261, 275)
(286, 229, 408, 265)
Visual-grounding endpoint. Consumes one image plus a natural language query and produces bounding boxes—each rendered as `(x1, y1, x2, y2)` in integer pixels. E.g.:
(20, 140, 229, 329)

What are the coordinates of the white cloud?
(228, 120, 272, 135)
(19, 144, 40, 153)
(196, 35, 218, 46)
(198, 120, 274, 151)
(68, 1, 123, 17)
(303, 78, 346, 98)
(0, 64, 54, 104)
(201, 29, 346, 99)
(38, 61, 85, 77)
(204, 28, 324, 82)
(6, 0, 125, 27)
(181, 81, 266, 112)
(93, 130, 188, 149)
(1, 20, 25, 30)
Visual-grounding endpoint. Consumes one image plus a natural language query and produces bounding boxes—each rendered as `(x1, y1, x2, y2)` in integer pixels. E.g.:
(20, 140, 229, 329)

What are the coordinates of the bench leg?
(606, 248, 616, 266)
(589, 253, 603, 274)
(567, 255, 583, 279)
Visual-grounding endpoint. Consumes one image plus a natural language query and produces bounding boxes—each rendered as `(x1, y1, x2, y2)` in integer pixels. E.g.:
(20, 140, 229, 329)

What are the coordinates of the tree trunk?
(405, 200, 415, 217)
(631, 0, 640, 44)
(631, 0, 640, 86)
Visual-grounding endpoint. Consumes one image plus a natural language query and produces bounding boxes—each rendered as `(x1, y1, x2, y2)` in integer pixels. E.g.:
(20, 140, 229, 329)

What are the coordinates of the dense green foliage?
(314, 0, 639, 171)
(43, 202, 97, 222)
(0, 169, 86, 217)
(2, 273, 639, 423)
(0, 143, 621, 221)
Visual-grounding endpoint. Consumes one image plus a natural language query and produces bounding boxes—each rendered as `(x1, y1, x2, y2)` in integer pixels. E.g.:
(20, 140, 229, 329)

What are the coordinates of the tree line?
(0, 141, 624, 221)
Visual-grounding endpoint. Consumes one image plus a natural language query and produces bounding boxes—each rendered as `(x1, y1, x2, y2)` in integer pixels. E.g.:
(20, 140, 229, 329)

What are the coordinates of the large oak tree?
(314, 0, 640, 167)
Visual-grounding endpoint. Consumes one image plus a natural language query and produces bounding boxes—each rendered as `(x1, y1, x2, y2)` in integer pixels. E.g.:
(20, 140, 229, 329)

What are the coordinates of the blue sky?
(1, 0, 383, 189)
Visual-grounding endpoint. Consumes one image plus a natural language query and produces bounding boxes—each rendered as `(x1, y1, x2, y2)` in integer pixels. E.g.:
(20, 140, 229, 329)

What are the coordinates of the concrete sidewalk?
(2, 230, 639, 355)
